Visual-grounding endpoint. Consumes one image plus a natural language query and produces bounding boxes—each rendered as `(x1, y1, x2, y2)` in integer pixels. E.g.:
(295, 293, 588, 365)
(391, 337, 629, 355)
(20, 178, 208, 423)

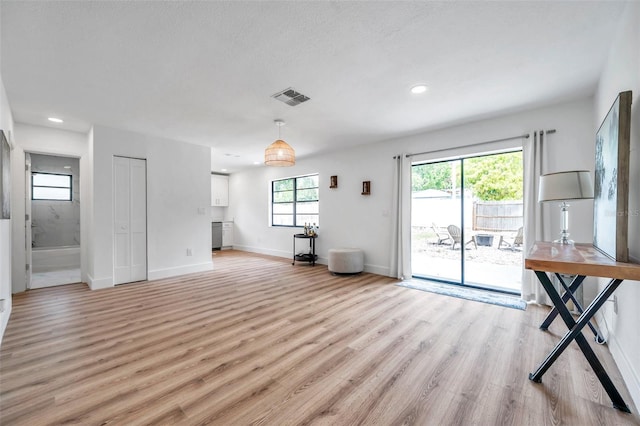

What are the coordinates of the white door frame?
(25, 153, 32, 290)
(24, 151, 82, 289)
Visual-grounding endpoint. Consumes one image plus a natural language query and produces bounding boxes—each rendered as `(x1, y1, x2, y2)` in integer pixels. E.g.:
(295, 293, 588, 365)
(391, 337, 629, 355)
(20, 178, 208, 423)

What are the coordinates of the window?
(272, 174, 319, 227)
(32, 172, 72, 201)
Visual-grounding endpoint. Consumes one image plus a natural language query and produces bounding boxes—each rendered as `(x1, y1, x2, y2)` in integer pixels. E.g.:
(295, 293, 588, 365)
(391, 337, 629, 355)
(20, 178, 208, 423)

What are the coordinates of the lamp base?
(556, 204, 573, 245)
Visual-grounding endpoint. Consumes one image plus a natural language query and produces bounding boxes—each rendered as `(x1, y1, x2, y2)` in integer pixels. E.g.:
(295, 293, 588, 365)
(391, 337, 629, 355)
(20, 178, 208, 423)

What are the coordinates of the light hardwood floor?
(1, 250, 638, 425)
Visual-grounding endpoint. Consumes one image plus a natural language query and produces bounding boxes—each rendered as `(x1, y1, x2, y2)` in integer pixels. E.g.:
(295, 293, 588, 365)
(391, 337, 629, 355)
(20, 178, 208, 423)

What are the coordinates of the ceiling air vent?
(271, 87, 310, 106)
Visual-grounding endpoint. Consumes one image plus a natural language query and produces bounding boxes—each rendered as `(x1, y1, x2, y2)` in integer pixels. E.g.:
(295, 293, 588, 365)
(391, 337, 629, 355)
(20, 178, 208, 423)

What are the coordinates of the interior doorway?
(411, 150, 523, 294)
(26, 153, 81, 289)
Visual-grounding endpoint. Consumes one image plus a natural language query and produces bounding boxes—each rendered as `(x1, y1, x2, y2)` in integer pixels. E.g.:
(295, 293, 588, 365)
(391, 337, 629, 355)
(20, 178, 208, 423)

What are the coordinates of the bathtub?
(32, 245, 81, 273)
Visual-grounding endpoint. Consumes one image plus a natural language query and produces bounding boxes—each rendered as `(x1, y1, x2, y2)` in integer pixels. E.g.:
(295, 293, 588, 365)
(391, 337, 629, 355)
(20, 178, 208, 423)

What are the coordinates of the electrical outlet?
(186, 248, 193, 256)
(613, 295, 618, 314)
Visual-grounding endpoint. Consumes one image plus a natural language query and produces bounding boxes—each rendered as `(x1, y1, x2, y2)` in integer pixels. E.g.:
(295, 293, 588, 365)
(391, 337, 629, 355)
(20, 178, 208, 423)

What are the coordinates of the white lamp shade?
(538, 170, 594, 202)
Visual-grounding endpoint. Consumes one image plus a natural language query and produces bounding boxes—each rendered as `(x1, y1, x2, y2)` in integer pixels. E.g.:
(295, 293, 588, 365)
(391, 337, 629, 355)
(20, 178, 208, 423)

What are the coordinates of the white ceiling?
(0, 1, 628, 173)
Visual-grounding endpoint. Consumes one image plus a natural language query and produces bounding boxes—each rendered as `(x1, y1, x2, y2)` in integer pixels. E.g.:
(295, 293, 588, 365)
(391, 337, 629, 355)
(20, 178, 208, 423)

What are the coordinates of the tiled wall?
(30, 153, 80, 248)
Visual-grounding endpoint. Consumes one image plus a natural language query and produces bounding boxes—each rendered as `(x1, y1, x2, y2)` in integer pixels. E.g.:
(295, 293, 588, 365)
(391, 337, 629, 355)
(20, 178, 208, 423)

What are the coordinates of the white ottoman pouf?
(328, 248, 364, 274)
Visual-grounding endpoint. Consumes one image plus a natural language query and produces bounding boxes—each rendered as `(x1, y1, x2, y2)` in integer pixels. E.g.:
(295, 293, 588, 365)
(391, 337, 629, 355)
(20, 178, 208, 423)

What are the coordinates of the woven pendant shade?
(265, 139, 295, 166)
(265, 120, 295, 166)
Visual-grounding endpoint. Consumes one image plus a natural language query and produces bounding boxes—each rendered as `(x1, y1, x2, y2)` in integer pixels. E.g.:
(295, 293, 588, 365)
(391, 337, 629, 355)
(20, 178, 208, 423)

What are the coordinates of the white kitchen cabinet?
(211, 174, 229, 207)
(222, 222, 234, 248)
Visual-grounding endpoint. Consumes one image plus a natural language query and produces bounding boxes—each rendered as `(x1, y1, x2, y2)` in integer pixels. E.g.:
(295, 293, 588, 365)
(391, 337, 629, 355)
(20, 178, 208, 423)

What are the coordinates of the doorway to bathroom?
(26, 153, 81, 289)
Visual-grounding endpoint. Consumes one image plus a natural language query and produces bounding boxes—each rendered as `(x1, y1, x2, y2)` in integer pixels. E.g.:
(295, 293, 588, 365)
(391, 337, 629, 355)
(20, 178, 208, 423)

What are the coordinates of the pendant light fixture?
(264, 119, 295, 167)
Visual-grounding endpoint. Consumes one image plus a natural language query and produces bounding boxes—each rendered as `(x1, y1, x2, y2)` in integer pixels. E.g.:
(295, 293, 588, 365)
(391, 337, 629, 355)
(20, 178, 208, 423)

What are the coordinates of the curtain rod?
(392, 130, 556, 159)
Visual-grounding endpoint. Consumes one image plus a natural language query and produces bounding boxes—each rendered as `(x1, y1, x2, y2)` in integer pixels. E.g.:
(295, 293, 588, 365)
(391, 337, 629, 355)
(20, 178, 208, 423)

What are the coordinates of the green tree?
(411, 152, 523, 201)
(412, 162, 456, 192)
(464, 152, 523, 201)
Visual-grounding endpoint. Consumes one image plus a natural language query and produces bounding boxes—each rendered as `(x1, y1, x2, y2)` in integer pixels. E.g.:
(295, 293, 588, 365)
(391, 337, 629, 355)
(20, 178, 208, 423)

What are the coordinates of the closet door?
(114, 156, 147, 285)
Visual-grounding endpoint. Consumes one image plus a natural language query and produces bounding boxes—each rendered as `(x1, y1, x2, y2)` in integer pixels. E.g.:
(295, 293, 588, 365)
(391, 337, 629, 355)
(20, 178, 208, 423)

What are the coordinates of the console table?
(525, 241, 640, 412)
(292, 234, 317, 266)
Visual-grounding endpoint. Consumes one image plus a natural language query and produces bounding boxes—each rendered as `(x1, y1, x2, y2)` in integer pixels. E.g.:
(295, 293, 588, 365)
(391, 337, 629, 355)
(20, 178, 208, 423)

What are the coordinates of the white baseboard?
(365, 264, 390, 276)
(87, 262, 215, 289)
(87, 274, 113, 290)
(595, 310, 640, 411)
(234, 245, 320, 264)
(234, 246, 390, 277)
(148, 261, 213, 281)
(233, 245, 291, 259)
(0, 303, 12, 346)
(607, 328, 640, 411)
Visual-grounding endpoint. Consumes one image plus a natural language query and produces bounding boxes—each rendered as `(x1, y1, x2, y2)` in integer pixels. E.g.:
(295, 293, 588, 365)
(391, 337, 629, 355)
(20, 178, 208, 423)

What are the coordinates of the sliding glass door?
(411, 161, 462, 283)
(411, 151, 523, 294)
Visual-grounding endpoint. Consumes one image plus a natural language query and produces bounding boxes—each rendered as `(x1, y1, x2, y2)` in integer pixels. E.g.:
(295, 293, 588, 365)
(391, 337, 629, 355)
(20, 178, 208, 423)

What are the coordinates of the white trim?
(366, 264, 390, 276)
(606, 322, 640, 410)
(23, 149, 82, 160)
(87, 274, 113, 290)
(596, 310, 640, 411)
(4, 129, 15, 150)
(234, 246, 390, 276)
(148, 261, 213, 281)
(0, 304, 11, 346)
(233, 245, 291, 259)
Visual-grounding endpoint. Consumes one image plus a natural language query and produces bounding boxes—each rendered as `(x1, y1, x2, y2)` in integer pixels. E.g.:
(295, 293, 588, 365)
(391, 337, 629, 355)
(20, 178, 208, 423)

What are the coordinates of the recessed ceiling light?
(410, 85, 428, 94)
(253, 161, 260, 165)
(63, 166, 71, 169)
(221, 168, 228, 172)
(48, 117, 64, 123)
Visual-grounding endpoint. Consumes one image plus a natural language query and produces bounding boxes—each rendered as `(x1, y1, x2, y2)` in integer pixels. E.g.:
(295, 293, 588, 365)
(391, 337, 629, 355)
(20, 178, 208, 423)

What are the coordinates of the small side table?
(292, 234, 317, 266)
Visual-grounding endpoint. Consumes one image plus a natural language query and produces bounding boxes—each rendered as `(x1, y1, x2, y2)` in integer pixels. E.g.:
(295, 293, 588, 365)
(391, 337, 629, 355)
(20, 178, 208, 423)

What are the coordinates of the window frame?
(271, 174, 319, 228)
(31, 171, 73, 201)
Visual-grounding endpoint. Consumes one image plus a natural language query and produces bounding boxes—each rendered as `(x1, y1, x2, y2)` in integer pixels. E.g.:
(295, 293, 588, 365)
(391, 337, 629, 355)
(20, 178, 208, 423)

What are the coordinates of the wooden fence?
(472, 201, 523, 231)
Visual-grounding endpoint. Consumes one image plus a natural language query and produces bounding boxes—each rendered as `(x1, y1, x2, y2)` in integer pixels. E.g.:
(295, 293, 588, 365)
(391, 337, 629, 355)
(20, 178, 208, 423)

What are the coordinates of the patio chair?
(498, 226, 524, 251)
(447, 225, 477, 250)
(431, 222, 453, 245)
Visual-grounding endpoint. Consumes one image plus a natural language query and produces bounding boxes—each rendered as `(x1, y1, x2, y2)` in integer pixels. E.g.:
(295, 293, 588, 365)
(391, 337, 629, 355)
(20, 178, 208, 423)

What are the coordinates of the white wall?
(231, 147, 392, 274)
(88, 125, 213, 289)
(0, 75, 14, 342)
(230, 98, 595, 275)
(594, 1, 640, 409)
(10, 123, 89, 293)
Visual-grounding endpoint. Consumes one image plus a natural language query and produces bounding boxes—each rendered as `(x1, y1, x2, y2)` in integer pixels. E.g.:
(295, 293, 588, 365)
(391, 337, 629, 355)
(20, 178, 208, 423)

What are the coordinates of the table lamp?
(538, 170, 594, 245)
